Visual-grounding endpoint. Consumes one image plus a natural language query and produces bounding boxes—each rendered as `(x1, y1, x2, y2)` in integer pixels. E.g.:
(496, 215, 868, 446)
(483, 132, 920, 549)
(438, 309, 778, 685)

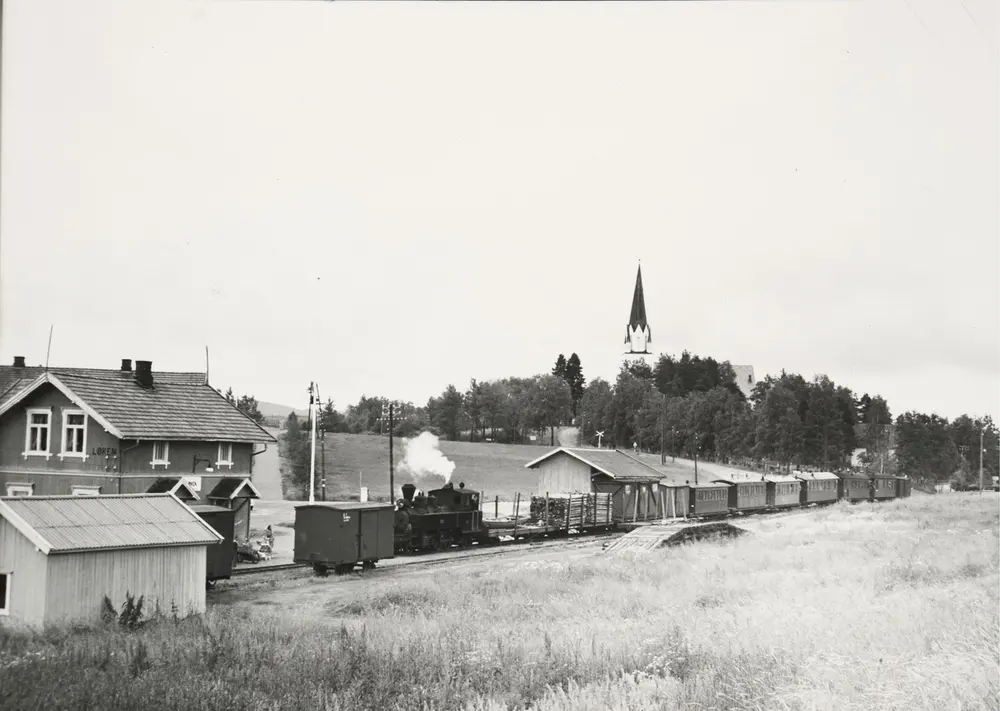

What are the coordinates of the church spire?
(625, 262, 652, 354)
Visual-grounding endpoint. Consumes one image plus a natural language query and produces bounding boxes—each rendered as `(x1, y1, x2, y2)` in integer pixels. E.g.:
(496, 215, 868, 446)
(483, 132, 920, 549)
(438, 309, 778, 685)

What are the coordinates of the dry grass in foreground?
(1, 495, 997, 711)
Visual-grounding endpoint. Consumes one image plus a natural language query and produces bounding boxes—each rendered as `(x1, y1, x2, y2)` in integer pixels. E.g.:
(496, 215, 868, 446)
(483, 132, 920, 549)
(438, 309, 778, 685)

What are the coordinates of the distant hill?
(257, 401, 309, 420)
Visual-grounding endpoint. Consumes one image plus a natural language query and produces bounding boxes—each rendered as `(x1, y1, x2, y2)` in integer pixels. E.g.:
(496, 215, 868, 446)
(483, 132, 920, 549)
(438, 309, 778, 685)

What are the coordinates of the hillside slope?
(302, 432, 750, 502)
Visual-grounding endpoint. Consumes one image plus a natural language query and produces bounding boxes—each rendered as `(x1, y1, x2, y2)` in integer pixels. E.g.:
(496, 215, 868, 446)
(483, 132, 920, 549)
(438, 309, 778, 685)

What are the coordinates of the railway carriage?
(764, 475, 801, 508)
(871, 475, 897, 501)
(837, 472, 872, 502)
(795, 471, 840, 505)
(712, 477, 768, 514)
(688, 483, 730, 517)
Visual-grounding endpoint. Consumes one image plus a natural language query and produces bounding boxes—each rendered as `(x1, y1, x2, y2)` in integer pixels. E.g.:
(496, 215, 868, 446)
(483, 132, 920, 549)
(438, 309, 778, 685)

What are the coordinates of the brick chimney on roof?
(12, 356, 26, 367)
(135, 360, 153, 388)
(121, 359, 132, 372)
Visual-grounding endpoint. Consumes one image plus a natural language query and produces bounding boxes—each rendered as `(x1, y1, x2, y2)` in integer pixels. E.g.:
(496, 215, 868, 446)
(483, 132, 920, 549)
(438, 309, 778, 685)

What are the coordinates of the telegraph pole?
(693, 431, 699, 485)
(388, 403, 395, 504)
(308, 382, 317, 503)
(979, 426, 984, 493)
(660, 393, 666, 465)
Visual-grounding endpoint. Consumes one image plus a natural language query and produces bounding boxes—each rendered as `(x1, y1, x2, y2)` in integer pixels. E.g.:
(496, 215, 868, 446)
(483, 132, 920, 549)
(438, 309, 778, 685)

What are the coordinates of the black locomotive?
(393, 481, 484, 552)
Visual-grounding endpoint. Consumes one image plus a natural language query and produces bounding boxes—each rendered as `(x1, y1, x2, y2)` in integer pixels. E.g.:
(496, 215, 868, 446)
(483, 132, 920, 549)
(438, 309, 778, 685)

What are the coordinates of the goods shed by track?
(0, 493, 222, 628)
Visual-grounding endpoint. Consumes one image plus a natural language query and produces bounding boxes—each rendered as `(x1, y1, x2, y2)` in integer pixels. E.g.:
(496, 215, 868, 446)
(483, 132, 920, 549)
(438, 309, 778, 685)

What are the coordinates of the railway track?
(227, 529, 624, 581)
(224, 503, 837, 585)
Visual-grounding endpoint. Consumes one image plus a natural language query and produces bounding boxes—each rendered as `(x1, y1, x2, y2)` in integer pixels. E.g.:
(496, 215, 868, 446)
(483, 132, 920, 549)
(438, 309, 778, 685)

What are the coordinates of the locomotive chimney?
(135, 360, 154, 388)
(121, 358, 132, 372)
(12, 356, 25, 368)
(401, 483, 415, 503)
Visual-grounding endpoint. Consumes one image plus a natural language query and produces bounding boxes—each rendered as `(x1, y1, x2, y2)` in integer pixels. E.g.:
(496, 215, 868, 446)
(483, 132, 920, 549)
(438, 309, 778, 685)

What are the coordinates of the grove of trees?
(277, 350, 1000, 489)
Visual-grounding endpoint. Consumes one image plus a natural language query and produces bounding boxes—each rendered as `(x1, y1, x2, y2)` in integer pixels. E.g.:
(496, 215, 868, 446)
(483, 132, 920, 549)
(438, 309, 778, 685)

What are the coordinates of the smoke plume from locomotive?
(396, 431, 456, 495)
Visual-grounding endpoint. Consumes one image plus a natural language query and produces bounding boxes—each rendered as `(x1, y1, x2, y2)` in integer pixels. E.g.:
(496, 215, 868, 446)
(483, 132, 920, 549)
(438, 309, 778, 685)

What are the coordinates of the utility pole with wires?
(308, 382, 317, 503)
(979, 426, 985, 493)
(382, 401, 396, 504)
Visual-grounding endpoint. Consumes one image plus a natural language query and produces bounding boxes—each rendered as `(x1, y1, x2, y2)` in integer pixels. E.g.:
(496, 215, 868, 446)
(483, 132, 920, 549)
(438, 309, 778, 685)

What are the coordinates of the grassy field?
(2, 494, 997, 710)
(287, 432, 741, 501)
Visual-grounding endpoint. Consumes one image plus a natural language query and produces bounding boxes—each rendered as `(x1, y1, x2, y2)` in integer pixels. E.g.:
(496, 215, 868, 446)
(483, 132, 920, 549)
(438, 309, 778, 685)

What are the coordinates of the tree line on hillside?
(275, 350, 999, 490)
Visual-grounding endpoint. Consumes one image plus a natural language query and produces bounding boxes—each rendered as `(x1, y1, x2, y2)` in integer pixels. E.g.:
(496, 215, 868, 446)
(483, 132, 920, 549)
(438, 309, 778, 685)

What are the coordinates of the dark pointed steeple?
(624, 262, 652, 354)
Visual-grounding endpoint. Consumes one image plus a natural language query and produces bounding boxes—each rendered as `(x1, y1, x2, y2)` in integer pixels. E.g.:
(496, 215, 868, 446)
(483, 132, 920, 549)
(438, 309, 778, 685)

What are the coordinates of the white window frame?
(71, 485, 101, 496)
(59, 408, 89, 461)
(23, 407, 53, 459)
(0, 572, 10, 616)
(150, 441, 170, 467)
(217, 442, 234, 468)
(5, 483, 33, 497)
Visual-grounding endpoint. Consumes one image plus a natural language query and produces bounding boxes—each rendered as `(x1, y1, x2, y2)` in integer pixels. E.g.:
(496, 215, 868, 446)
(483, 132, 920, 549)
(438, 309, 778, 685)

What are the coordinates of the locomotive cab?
(427, 482, 480, 512)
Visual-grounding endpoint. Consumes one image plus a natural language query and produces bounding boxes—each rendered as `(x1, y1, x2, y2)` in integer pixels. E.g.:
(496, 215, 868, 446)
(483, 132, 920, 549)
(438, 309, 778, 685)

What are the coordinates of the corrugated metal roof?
(0, 494, 222, 554)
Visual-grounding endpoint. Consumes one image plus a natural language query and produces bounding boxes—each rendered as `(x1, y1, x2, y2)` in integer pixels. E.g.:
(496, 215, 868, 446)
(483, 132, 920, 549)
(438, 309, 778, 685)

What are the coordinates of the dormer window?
(217, 442, 233, 468)
(24, 408, 52, 458)
(61, 409, 88, 459)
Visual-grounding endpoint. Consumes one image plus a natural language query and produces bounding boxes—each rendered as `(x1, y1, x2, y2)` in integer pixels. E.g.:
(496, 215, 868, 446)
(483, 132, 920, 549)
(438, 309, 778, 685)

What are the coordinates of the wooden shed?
(525, 448, 666, 522)
(0, 493, 222, 628)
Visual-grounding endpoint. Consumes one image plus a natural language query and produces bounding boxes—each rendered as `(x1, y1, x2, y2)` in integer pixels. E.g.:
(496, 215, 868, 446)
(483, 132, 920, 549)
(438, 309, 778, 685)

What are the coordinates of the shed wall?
(0, 517, 48, 627)
(535, 454, 593, 495)
(43, 545, 207, 626)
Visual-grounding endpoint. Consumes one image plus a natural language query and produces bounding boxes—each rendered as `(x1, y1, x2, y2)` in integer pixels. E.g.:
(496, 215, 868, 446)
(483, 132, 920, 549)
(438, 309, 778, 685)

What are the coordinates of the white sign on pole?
(183, 476, 202, 493)
(360, 486, 369, 503)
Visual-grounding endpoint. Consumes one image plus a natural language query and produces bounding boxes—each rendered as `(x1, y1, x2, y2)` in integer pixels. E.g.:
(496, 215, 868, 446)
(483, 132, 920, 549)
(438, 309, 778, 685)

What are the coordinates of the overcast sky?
(2, 0, 997, 421)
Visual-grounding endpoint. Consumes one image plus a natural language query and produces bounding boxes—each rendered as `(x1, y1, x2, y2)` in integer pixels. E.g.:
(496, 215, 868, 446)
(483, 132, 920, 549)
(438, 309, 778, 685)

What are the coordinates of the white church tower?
(624, 262, 652, 356)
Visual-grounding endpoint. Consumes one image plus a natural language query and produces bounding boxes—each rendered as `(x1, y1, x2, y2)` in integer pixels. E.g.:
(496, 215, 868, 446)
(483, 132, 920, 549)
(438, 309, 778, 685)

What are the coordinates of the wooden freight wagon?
(764, 475, 800, 508)
(795, 471, 839, 505)
(712, 477, 767, 513)
(294, 502, 395, 575)
(894, 476, 912, 498)
(688, 483, 730, 517)
(189, 504, 236, 585)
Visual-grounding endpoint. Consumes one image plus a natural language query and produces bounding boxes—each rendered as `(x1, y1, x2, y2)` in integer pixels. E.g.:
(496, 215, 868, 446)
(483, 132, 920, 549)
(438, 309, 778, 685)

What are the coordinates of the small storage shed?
(0, 494, 222, 628)
(711, 476, 767, 512)
(206, 478, 261, 543)
(525, 448, 666, 522)
(795, 471, 840, 505)
(293, 502, 394, 574)
(189, 504, 236, 584)
(764, 475, 801, 508)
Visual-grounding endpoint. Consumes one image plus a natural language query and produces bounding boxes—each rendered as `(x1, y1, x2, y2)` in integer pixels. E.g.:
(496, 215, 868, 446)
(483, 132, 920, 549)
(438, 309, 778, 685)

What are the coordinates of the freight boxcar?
(712, 477, 767, 513)
(190, 504, 236, 586)
(764, 475, 801, 508)
(294, 502, 395, 575)
(795, 471, 840, 505)
(688, 483, 730, 517)
(894, 476, 912, 498)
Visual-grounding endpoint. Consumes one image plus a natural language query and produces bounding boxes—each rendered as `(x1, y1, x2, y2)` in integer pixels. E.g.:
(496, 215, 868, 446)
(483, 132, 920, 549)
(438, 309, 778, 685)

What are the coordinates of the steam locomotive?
(393, 482, 484, 552)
